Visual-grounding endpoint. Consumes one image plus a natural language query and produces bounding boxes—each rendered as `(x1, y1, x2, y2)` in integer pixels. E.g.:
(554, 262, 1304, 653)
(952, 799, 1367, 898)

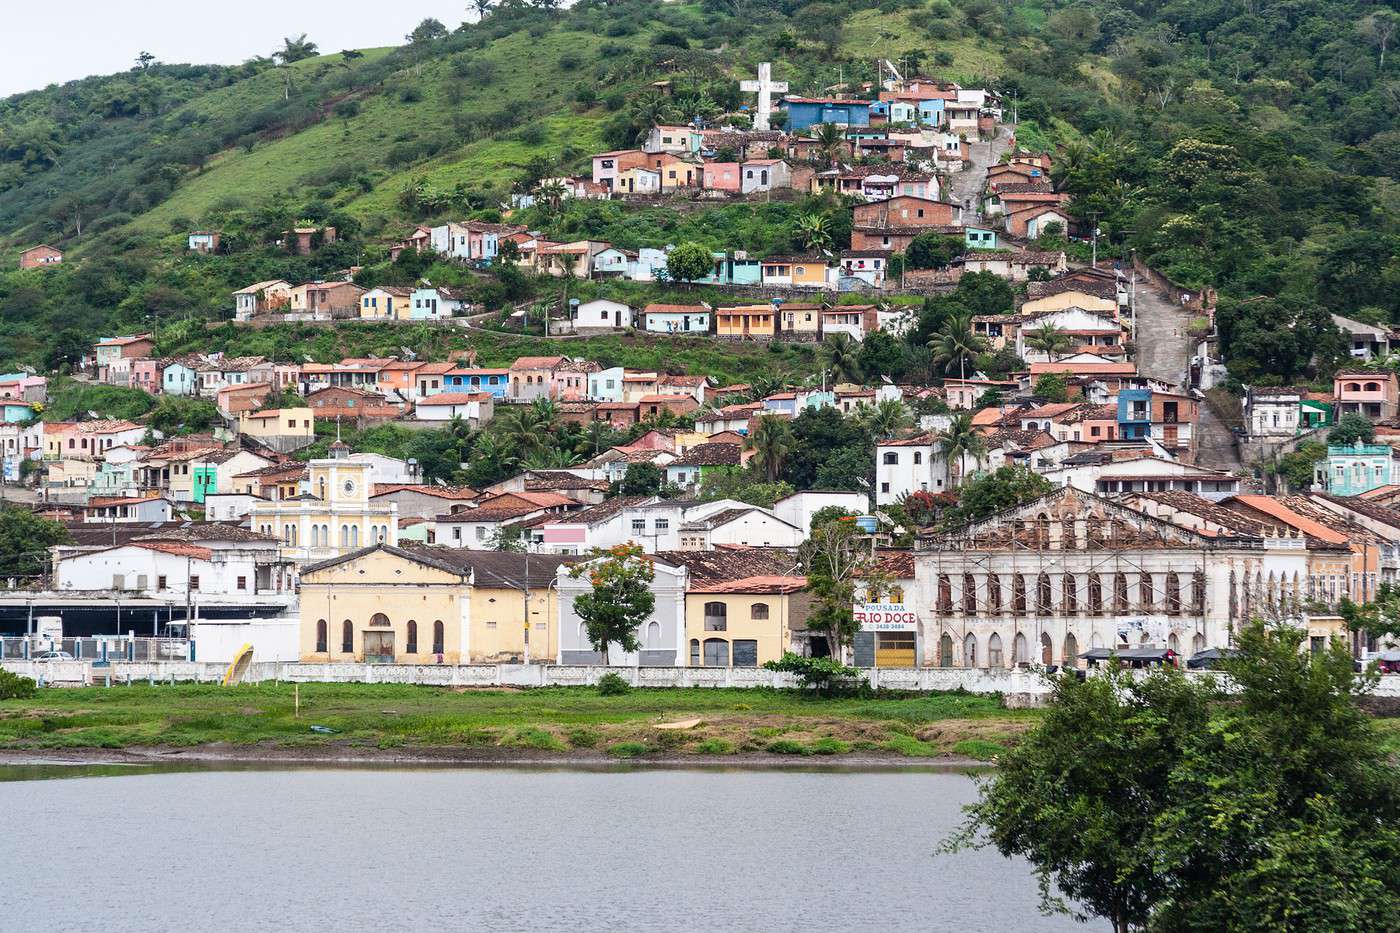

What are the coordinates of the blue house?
(444, 368, 510, 400)
(781, 97, 871, 131)
(1117, 388, 1151, 441)
(965, 227, 998, 250)
(917, 99, 945, 124)
(1326, 442, 1397, 496)
(162, 362, 197, 396)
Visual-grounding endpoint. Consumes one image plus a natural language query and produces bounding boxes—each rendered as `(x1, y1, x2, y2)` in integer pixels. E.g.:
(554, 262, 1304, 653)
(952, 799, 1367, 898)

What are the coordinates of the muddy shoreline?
(0, 743, 991, 770)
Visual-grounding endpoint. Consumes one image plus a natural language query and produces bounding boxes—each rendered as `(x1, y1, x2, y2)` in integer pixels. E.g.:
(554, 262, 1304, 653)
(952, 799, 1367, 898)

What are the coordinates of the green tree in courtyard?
(569, 543, 656, 665)
(1032, 373, 1069, 403)
(941, 464, 1049, 528)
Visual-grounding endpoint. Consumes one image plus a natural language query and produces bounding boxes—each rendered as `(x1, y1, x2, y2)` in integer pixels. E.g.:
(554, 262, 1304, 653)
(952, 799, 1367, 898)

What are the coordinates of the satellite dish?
(401, 346, 417, 361)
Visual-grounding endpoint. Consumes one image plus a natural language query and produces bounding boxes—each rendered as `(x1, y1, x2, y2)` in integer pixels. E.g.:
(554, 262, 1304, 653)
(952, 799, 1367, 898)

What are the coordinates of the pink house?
(130, 359, 164, 395)
(702, 161, 741, 192)
(1334, 370, 1399, 421)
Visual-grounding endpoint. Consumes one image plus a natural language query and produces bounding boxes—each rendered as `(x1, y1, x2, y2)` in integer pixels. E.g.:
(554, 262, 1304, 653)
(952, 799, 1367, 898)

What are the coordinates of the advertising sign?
(855, 602, 918, 632)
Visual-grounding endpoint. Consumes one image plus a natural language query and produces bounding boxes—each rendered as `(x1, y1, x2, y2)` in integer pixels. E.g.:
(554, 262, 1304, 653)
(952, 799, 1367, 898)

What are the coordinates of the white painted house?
(773, 490, 869, 535)
(413, 392, 495, 428)
(875, 433, 951, 505)
(572, 299, 632, 332)
(54, 539, 293, 599)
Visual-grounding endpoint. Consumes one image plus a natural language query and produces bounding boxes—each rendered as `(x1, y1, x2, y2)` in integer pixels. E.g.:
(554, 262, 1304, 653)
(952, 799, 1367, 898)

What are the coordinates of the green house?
(965, 227, 998, 250)
(1300, 398, 1333, 431)
(192, 465, 218, 504)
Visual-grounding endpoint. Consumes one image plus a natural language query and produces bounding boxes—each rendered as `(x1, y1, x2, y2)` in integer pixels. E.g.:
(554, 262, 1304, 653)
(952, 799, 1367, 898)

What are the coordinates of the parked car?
(33, 650, 74, 661)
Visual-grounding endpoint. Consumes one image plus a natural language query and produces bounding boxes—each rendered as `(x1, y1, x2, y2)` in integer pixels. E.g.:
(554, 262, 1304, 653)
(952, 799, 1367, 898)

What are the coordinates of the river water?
(0, 765, 1082, 932)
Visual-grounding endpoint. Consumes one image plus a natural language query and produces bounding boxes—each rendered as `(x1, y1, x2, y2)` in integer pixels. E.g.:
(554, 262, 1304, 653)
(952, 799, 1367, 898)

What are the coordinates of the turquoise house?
(0, 402, 35, 424)
(1326, 441, 1396, 496)
(701, 252, 762, 286)
(965, 227, 998, 250)
(192, 464, 219, 504)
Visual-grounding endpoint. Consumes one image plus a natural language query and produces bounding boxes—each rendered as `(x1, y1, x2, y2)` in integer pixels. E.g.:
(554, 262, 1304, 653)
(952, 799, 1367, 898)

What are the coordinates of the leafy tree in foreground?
(799, 517, 879, 657)
(569, 543, 656, 665)
(1329, 412, 1375, 447)
(949, 621, 1400, 932)
(664, 241, 711, 285)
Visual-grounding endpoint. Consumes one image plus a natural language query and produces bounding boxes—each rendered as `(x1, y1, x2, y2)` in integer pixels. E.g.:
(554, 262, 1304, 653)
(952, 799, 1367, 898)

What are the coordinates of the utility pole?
(1088, 211, 1101, 269)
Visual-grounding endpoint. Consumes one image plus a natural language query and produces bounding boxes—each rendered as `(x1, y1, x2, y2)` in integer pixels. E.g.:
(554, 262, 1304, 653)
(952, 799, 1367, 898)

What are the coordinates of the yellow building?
(779, 302, 823, 336)
(250, 447, 398, 564)
(298, 544, 570, 664)
(238, 407, 315, 446)
(1019, 289, 1117, 318)
(715, 305, 777, 338)
(685, 575, 809, 668)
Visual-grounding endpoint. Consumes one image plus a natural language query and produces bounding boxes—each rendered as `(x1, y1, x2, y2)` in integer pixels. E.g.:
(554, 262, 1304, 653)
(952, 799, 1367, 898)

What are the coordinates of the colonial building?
(913, 487, 1308, 669)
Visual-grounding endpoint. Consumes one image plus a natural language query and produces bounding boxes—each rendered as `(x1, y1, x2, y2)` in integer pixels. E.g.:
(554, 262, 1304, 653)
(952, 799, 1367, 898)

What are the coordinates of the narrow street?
(945, 124, 1014, 220)
(1130, 272, 1242, 472)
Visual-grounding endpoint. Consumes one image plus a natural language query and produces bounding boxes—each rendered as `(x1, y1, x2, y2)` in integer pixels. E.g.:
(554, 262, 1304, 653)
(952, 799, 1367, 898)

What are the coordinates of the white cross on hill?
(740, 62, 788, 132)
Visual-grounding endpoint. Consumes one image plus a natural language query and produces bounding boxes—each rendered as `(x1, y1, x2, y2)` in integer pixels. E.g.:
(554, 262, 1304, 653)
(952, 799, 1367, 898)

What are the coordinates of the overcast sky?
(3, 1, 471, 97)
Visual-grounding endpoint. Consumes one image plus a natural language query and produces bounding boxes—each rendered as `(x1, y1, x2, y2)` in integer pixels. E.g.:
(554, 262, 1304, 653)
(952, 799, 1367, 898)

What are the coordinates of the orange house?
(715, 305, 778, 338)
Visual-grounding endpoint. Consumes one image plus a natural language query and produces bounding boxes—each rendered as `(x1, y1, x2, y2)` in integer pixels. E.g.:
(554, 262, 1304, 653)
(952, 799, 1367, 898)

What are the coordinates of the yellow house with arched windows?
(298, 543, 570, 664)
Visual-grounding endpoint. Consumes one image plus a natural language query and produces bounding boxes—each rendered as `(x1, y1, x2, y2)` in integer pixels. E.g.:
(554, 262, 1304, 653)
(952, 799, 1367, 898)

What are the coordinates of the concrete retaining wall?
(8, 660, 1398, 706)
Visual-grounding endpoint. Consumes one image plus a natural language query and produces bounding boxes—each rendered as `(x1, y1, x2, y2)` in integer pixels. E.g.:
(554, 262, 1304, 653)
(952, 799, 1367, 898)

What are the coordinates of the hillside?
(0, 0, 1398, 387)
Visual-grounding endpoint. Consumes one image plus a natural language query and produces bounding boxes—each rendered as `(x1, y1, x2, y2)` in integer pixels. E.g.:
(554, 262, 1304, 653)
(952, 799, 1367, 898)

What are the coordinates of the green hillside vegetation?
(0, 0, 1396, 389)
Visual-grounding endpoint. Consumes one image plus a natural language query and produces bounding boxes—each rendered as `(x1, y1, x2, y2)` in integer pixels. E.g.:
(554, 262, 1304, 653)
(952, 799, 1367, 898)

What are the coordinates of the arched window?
(432, 620, 445, 654)
(750, 602, 769, 621)
(939, 633, 954, 667)
(1062, 519, 1078, 550)
(1138, 574, 1154, 612)
(988, 633, 1004, 668)
(1013, 632, 1028, 664)
(704, 602, 727, 631)
(351, 525, 359, 547)
(406, 620, 418, 654)
(310, 525, 320, 548)
(1366, 382, 1380, 392)
(1088, 574, 1103, 615)
(689, 638, 700, 666)
(1036, 573, 1052, 615)
(1012, 575, 1027, 615)
(963, 633, 977, 667)
(340, 525, 350, 547)
(703, 638, 729, 667)
(1114, 574, 1130, 613)
(1192, 632, 1206, 654)
(963, 574, 978, 614)
(1192, 571, 1206, 613)
(341, 620, 353, 653)
(937, 574, 953, 614)
(1062, 632, 1079, 666)
(1165, 573, 1181, 615)
(315, 619, 327, 653)
(987, 574, 1001, 613)
(1040, 632, 1053, 665)
(645, 621, 661, 649)
(369, 613, 390, 627)
(1168, 632, 1180, 653)
(1061, 575, 1077, 615)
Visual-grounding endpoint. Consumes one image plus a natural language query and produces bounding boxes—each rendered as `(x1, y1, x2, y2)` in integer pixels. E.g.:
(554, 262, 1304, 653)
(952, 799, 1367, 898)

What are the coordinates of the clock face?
(343, 480, 355, 494)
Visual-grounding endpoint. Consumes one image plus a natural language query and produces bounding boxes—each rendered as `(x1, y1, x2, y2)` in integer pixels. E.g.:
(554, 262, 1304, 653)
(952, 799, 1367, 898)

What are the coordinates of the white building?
(414, 392, 494, 427)
(1245, 386, 1305, 440)
(774, 490, 869, 535)
(248, 454, 399, 564)
(676, 506, 804, 549)
(557, 556, 687, 665)
(588, 366, 626, 402)
(82, 495, 174, 524)
(572, 299, 632, 332)
(876, 434, 951, 505)
(203, 492, 262, 523)
(54, 536, 294, 599)
(640, 304, 711, 334)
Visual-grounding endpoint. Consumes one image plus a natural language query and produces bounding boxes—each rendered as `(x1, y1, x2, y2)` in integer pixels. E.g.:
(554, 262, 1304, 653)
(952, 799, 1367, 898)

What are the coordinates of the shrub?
(598, 671, 632, 696)
(607, 741, 649, 758)
(763, 652, 863, 695)
(694, 738, 735, 755)
(0, 669, 37, 700)
(766, 738, 812, 755)
(567, 728, 601, 748)
(810, 736, 851, 755)
(952, 738, 1008, 760)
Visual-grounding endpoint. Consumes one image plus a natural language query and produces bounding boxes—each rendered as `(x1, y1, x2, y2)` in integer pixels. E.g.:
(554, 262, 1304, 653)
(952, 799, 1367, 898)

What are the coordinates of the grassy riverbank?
(0, 683, 1038, 762)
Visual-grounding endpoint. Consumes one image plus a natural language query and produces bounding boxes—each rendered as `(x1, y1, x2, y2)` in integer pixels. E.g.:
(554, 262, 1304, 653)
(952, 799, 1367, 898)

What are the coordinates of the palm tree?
(928, 312, 987, 380)
(1024, 322, 1073, 361)
(529, 397, 559, 431)
(866, 398, 913, 440)
(812, 122, 845, 165)
(498, 407, 549, 460)
(628, 91, 670, 143)
(939, 412, 987, 488)
(746, 415, 794, 483)
(524, 447, 582, 469)
(577, 420, 619, 459)
(276, 34, 318, 64)
(824, 333, 863, 384)
(534, 178, 568, 215)
(795, 212, 832, 252)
